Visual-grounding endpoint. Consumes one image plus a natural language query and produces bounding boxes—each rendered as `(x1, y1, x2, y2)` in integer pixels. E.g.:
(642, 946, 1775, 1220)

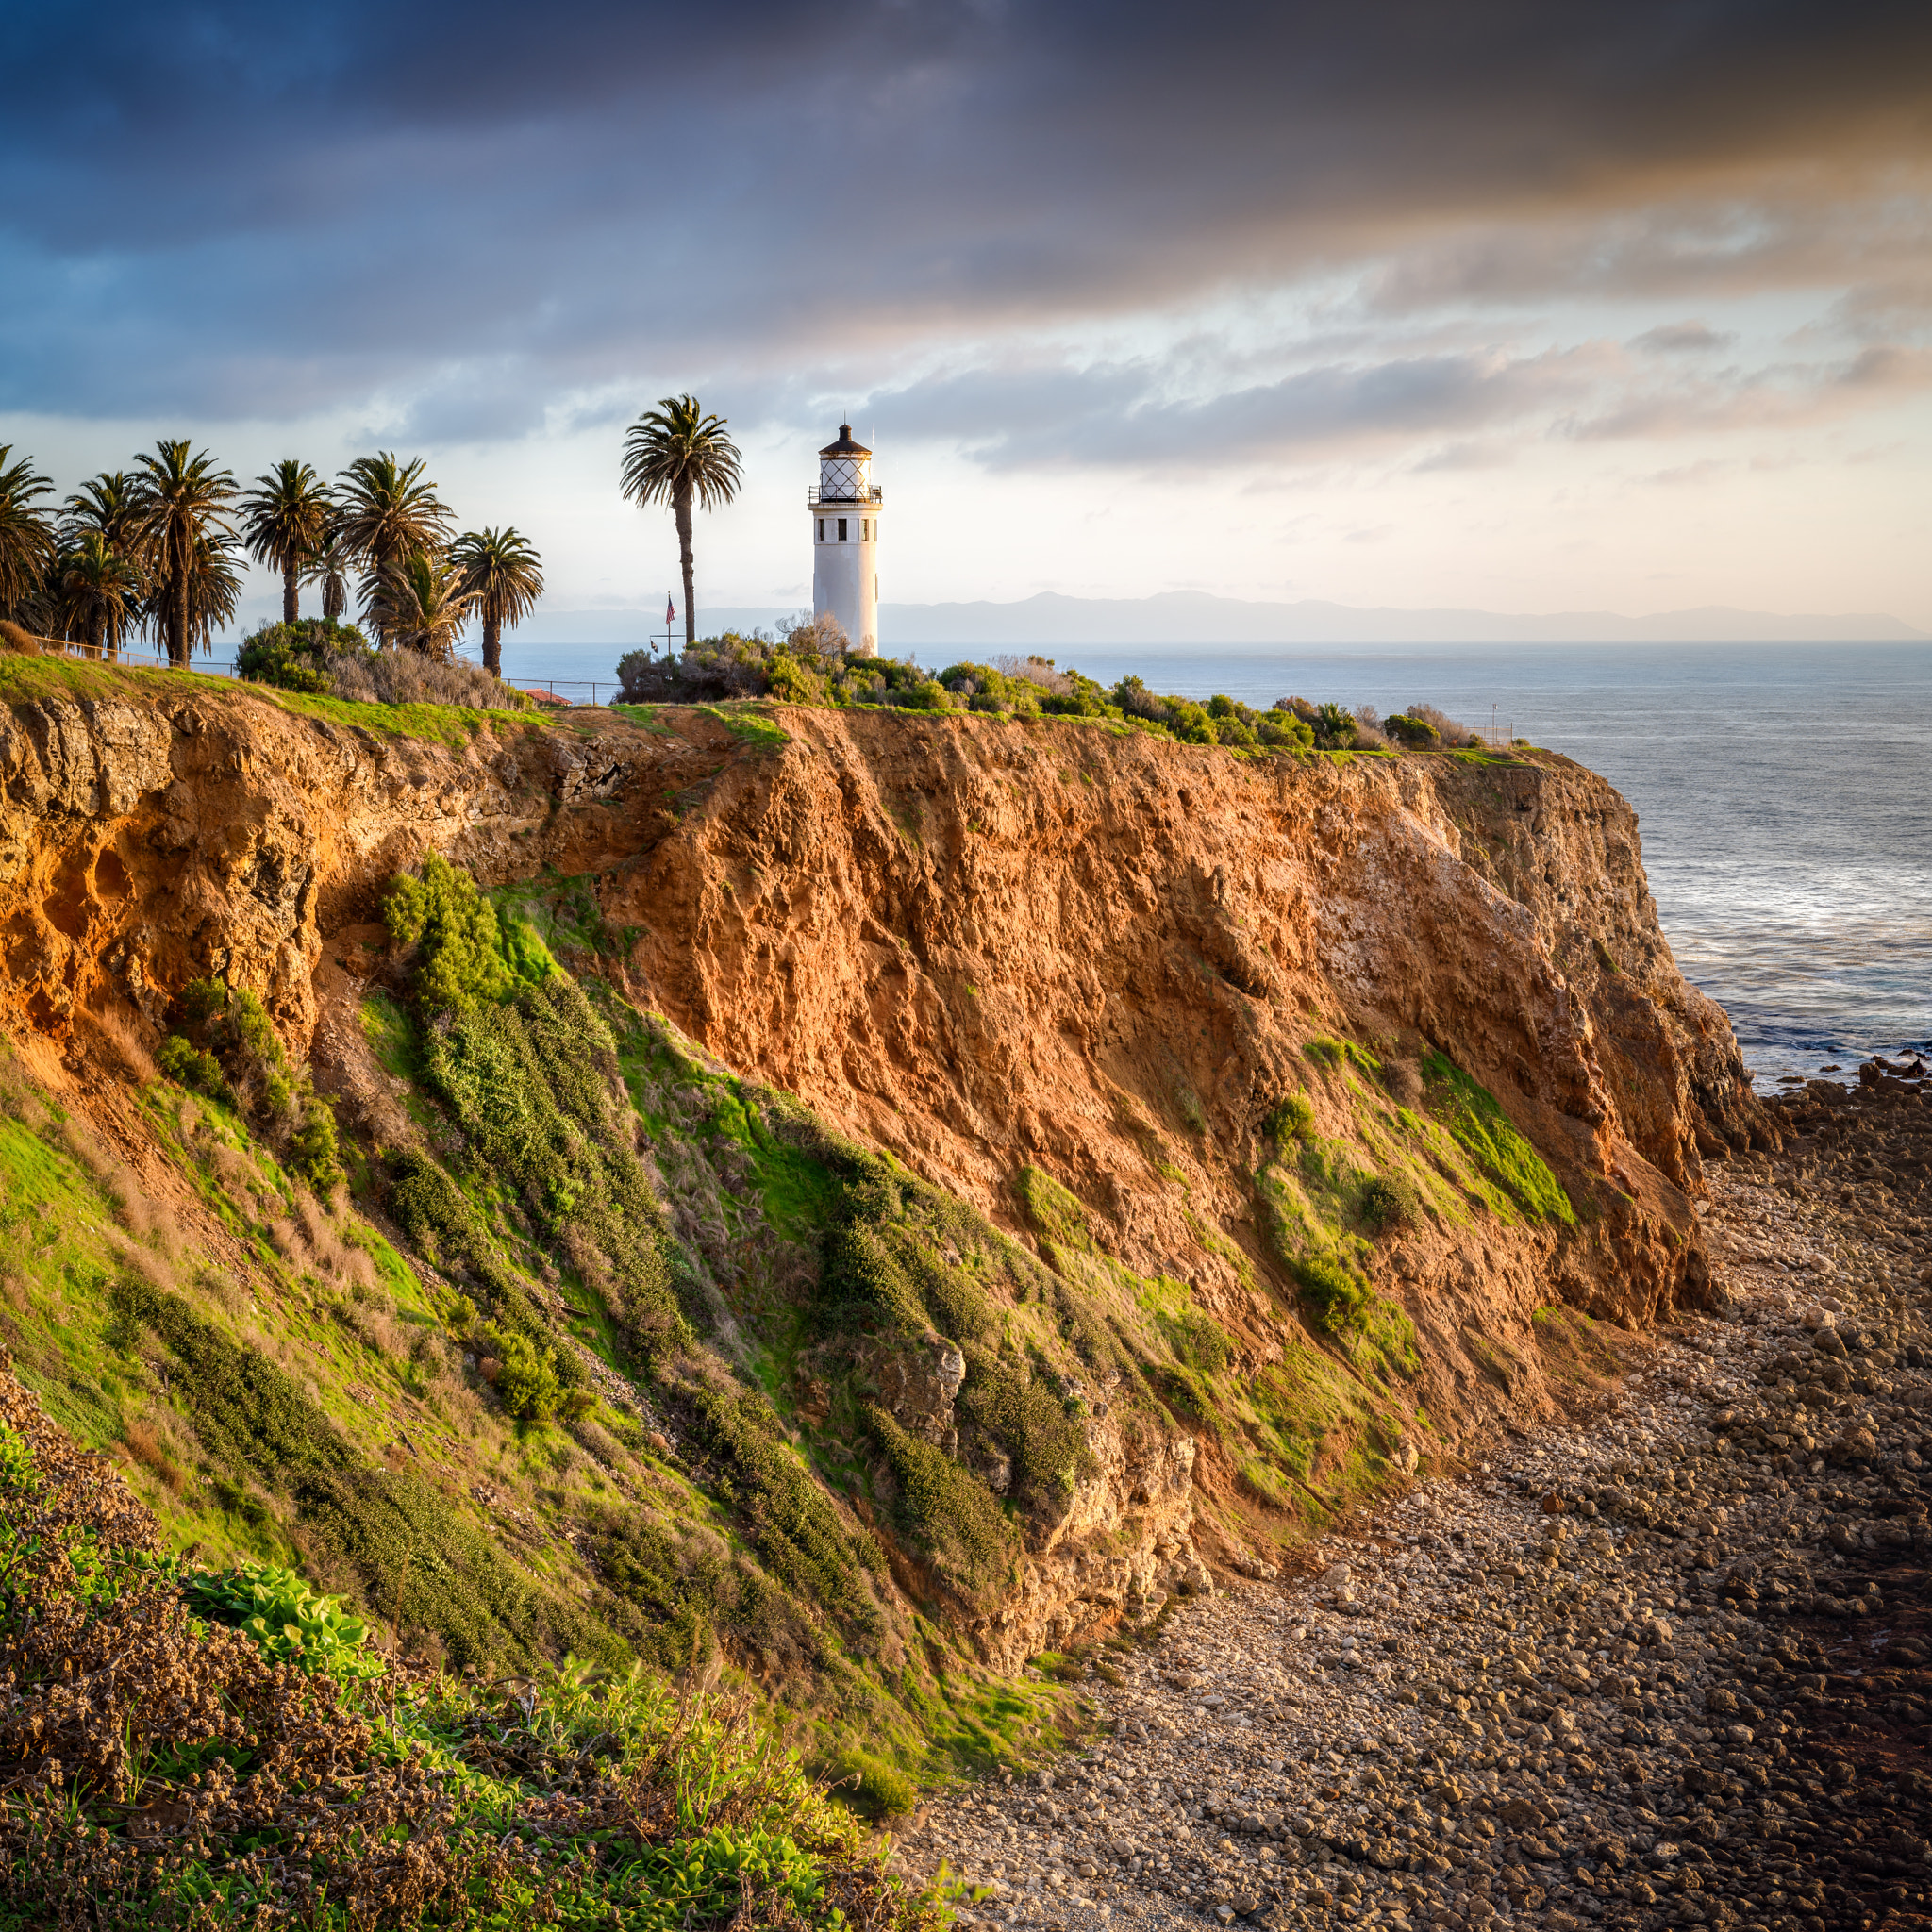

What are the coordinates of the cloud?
(864, 343, 1610, 470)
(1566, 341, 1932, 440)
(0, 0, 1927, 428)
(1630, 321, 1736, 355)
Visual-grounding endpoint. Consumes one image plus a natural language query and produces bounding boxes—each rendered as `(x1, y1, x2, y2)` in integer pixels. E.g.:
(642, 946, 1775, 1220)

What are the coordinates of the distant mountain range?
(518, 590, 1927, 647)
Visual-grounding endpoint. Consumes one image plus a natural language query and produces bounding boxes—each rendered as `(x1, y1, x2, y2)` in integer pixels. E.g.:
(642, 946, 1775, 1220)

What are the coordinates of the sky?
(4, 0, 1930, 634)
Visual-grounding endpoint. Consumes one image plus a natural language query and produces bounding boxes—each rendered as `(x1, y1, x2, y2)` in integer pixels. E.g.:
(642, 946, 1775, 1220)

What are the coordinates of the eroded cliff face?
(0, 681, 1774, 1665)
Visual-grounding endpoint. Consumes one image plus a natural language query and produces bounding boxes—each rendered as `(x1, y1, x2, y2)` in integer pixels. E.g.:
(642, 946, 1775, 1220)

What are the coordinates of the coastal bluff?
(0, 675, 1775, 1693)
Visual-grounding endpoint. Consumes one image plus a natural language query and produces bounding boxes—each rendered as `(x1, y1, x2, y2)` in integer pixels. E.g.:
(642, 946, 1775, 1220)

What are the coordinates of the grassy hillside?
(0, 845, 1583, 1839)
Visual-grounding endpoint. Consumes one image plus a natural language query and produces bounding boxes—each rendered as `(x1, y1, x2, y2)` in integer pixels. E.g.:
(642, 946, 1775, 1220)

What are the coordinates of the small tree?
(53, 532, 143, 658)
(451, 526, 543, 676)
(241, 460, 335, 625)
(366, 551, 476, 659)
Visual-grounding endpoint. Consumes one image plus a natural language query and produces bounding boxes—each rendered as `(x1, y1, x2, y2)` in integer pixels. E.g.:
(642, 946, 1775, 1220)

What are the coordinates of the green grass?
(1421, 1050, 1574, 1223)
(694, 702, 791, 746)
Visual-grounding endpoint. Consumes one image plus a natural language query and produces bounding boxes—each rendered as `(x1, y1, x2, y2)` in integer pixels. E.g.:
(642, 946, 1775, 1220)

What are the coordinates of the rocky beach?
(896, 1061, 1932, 1932)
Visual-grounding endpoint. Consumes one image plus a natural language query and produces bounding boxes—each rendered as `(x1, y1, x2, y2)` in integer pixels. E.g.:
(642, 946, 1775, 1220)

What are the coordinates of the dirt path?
(894, 1116, 1932, 1932)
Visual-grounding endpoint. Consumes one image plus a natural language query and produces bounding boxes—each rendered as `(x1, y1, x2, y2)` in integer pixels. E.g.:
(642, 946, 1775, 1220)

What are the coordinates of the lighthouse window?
(838, 518, 848, 541)
(816, 518, 824, 541)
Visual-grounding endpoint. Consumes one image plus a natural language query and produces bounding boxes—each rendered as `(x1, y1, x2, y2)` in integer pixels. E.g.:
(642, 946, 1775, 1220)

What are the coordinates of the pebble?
(894, 1090, 1932, 1932)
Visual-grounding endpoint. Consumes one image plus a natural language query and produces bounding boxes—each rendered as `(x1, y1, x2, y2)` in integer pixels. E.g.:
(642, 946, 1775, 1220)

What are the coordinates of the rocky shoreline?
(894, 1071, 1931, 1932)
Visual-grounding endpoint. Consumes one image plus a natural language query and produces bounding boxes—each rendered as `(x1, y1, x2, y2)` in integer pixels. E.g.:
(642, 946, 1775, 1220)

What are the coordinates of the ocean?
(499, 636, 1932, 1091)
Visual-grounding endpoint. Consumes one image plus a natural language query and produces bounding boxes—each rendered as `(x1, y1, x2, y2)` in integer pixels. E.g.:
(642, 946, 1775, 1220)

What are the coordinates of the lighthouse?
(808, 425, 880, 657)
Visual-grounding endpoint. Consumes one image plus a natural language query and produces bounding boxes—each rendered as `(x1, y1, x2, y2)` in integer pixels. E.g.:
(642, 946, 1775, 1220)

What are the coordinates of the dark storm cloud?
(1, 0, 1926, 430)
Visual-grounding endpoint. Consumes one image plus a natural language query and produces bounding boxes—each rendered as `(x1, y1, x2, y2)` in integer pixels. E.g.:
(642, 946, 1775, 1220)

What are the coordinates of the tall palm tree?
(366, 550, 476, 659)
(0, 446, 56, 622)
(301, 527, 356, 622)
(131, 441, 239, 666)
(241, 459, 334, 625)
(450, 526, 544, 676)
(54, 532, 144, 658)
(619, 395, 741, 648)
(184, 532, 244, 654)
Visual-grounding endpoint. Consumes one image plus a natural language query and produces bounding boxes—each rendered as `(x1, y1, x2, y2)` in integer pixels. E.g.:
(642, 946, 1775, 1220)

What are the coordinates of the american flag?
(665, 595, 676, 625)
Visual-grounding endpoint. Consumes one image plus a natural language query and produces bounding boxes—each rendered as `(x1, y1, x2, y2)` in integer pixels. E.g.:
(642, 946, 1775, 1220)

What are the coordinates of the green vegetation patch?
(107, 1273, 608, 1668)
(0, 1366, 938, 1932)
(1421, 1050, 1574, 1224)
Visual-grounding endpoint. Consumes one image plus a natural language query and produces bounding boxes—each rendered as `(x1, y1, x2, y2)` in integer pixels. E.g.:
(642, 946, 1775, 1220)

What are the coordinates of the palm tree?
(0, 446, 56, 622)
(450, 526, 544, 676)
(620, 395, 741, 648)
(184, 533, 244, 654)
(301, 527, 356, 622)
(131, 441, 239, 666)
(62, 472, 149, 560)
(53, 532, 144, 658)
(366, 550, 476, 659)
(241, 460, 335, 625)
(335, 454, 453, 643)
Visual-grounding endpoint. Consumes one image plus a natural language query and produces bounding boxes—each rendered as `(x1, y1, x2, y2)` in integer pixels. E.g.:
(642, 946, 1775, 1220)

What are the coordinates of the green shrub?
(825, 1746, 917, 1820)
(1012, 1163, 1091, 1249)
(161, 979, 341, 1189)
(677, 1380, 886, 1646)
(884, 675, 954, 712)
(108, 1274, 590, 1667)
(485, 1322, 562, 1422)
(864, 1404, 1018, 1600)
(1384, 712, 1440, 748)
(1315, 702, 1357, 748)
(1157, 1307, 1232, 1372)
(287, 1095, 343, 1191)
(235, 617, 371, 694)
(953, 1350, 1092, 1506)
(1263, 1093, 1315, 1142)
(413, 974, 675, 1340)
(1257, 711, 1314, 749)
(384, 854, 515, 1010)
(764, 650, 823, 704)
(156, 1034, 226, 1100)
(935, 660, 1045, 716)
(1358, 1174, 1420, 1232)
(1292, 1249, 1371, 1336)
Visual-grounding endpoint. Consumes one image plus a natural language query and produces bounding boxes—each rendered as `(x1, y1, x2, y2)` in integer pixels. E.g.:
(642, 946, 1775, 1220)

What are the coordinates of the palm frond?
(620, 395, 742, 511)
(0, 445, 58, 620)
(334, 453, 455, 578)
(451, 526, 544, 629)
(363, 549, 477, 659)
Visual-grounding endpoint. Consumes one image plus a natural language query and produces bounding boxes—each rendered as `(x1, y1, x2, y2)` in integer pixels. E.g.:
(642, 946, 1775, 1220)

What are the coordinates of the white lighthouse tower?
(808, 425, 880, 657)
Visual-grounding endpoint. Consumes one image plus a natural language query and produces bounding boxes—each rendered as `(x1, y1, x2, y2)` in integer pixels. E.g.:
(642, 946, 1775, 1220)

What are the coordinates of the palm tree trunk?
(675, 486, 695, 647)
(172, 539, 191, 669)
(282, 555, 299, 625)
(483, 612, 502, 677)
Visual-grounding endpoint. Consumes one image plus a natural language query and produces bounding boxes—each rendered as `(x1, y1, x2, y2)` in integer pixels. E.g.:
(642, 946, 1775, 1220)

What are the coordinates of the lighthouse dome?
(816, 425, 876, 504)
